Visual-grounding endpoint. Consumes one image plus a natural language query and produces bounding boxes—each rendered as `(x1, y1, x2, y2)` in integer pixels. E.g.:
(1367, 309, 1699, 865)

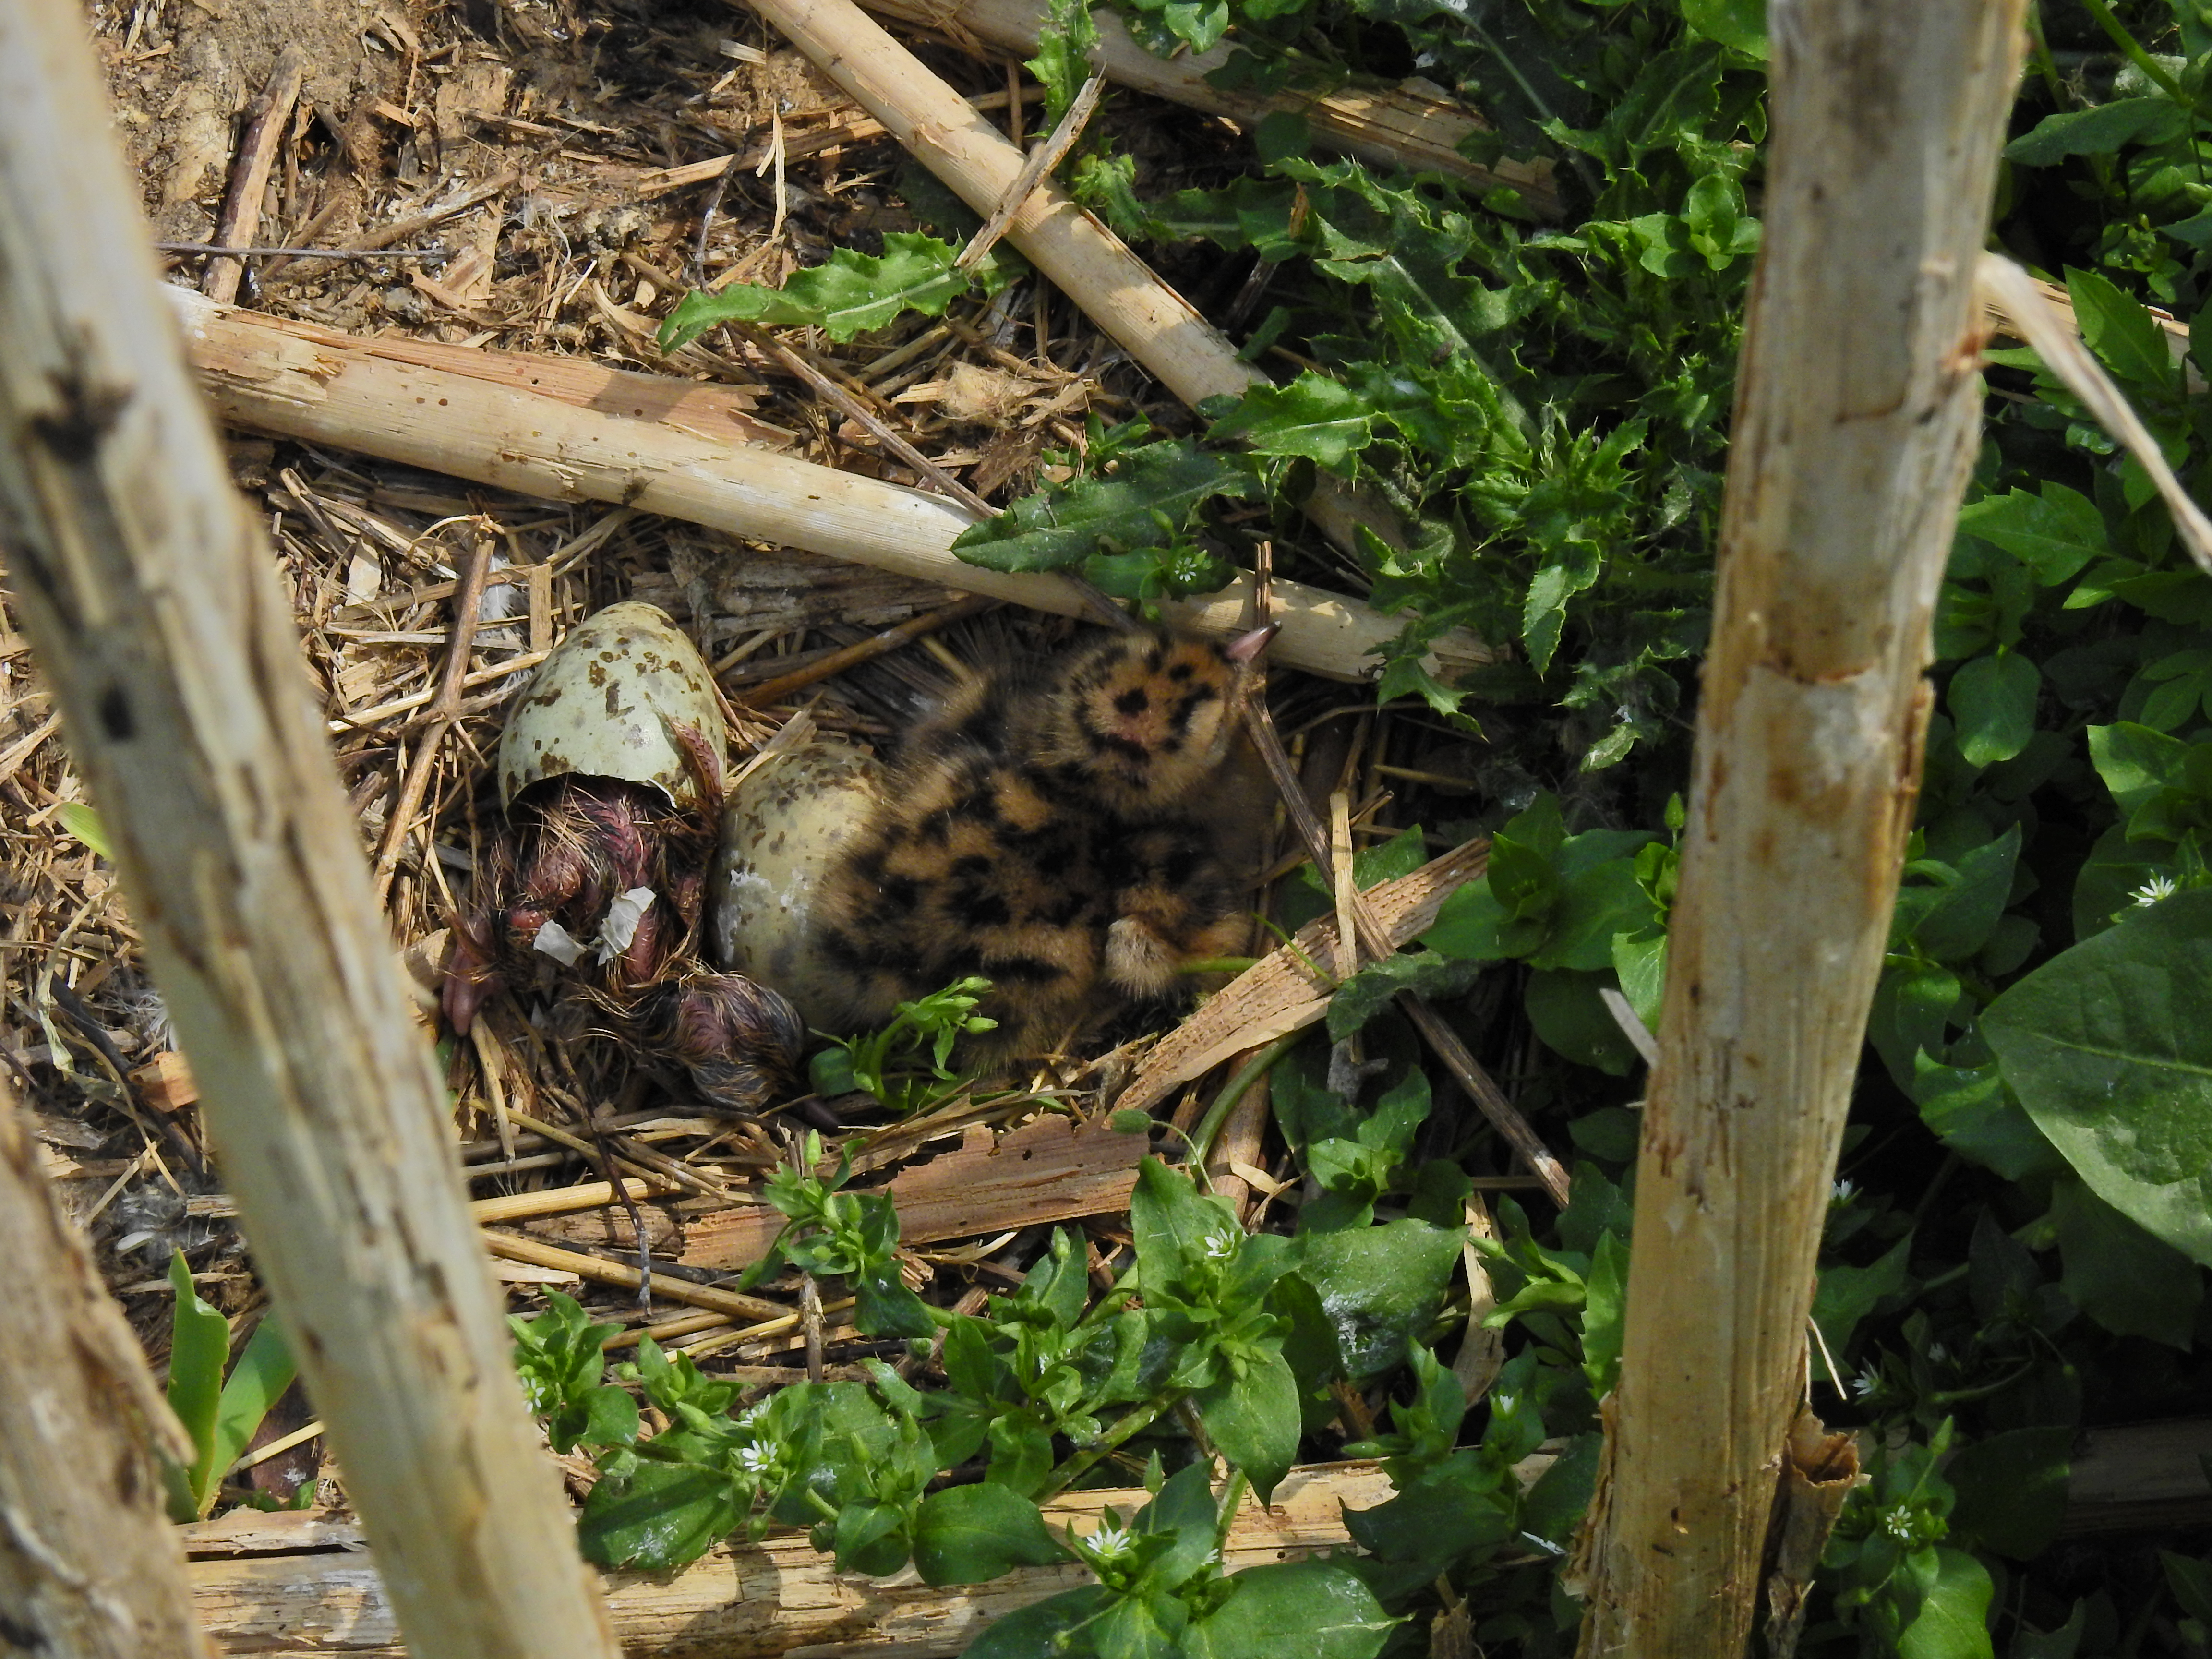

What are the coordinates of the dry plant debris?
(11, 0, 1520, 1537)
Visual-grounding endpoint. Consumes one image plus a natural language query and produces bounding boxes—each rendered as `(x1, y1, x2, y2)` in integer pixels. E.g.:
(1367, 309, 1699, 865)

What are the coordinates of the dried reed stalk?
(0, 1075, 213, 1658)
(0, 10, 620, 1658)
(1569, 3, 2027, 1653)
(175, 293, 1497, 683)
(856, 0, 1563, 216)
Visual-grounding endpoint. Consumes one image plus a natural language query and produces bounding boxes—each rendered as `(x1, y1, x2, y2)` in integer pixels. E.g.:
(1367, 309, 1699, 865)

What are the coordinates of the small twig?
(693, 155, 737, 280)
(203, 46, 304, 304)
(730, 320, 993, 516)
(955, 72, 1107, 274)
(372, 531, 490, 902)
(162, 241, 445, 261)
(737, 593, 997, 706)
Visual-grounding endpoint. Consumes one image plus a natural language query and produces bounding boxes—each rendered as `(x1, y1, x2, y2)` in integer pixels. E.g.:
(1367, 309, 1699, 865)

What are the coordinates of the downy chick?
(805, 627, 1264, 1059)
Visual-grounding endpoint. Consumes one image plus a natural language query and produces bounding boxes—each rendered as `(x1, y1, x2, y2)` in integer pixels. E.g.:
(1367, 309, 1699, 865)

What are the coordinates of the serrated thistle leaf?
(1027, 0, 1099, 130)
(951, 440, 1255, 573)
(658, 232, 974, 350)
(1208, 371, 1375, 470)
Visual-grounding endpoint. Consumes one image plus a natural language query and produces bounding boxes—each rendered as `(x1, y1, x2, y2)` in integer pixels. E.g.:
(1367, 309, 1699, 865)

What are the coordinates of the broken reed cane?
(733, 0, 1399, 558)
(172, 294, 1496, 684)
(1569, 2, 2027, 1654)
(0, 1075, 213, 1658)
(0, 9, 622, 1659)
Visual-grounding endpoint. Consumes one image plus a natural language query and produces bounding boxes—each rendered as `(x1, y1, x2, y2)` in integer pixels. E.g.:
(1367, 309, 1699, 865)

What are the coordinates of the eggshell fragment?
(710, 740, 882, 1027)
(497, 602, 722, 810)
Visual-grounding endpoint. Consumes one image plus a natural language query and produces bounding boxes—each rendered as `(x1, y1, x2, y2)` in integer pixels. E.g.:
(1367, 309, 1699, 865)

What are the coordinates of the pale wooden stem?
(0, 1077, 214, 1659)
(854, 0, 1563, 216)
(0, 10, 621, 1659)
(1569, 4, 2026, 1654)
(175, 293, 1495, 683)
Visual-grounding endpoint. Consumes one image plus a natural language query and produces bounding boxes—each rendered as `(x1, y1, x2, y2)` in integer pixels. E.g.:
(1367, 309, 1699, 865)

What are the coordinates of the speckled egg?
(498, 603, 722, 810)
(710, 740, 883, 1026)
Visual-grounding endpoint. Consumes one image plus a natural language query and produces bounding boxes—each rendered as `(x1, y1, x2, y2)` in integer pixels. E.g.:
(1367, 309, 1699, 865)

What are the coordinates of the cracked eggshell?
(498, 602, 722, 810)
(711, 740, 882, 1028)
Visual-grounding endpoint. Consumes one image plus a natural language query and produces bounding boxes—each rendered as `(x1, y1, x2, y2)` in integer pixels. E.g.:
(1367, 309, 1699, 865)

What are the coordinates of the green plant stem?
(1178, 956, 1260, 975)
(2025, 3, 2068, 110)
(2076, 0, 2188, 101)
(1186, 1032, 1299, 1170)
(1039, 1395, 1176, 1501)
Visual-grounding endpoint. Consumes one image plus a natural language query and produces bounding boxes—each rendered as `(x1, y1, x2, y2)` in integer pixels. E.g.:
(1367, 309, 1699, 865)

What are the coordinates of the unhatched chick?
(804, 627, 1263, 1058)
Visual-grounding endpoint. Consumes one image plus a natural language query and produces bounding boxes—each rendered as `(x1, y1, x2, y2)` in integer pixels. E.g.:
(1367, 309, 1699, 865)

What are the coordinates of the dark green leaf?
(2004, 99, 2188, 167)
(578, 1458, 740, 1571)
(1955, 485, 2106, 585)
(913, 1483, 1066, 1586)
(1525, 967, 1639, 1075)
(1983, 891, 2212, 1264)
(2049, 1177, 2202, 1346)
(1946, 1427, 2070, 1561)
(1291, 1220, 1463, 1381)
(659, 233, 975, 349)
(1949, 650, 2040, 767)
(1185, 1562, 1396, 1659)
(1895, 1547, 1994, 1659)
(164, 1250, 228, 1520)
(2066, 265, 2176, 396)
(1209, 372, 1375, 470)
(1196, 1351, 1300, 1502)
(1812, 1233, 1916, 1358)
(951, 441, 1254, 574)
(963, 1586, 1114, 1659)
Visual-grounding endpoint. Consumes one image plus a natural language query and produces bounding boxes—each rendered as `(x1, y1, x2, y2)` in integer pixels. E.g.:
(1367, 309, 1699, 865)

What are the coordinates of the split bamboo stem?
(173, 293, 1495, 682)
(0, 1075, 213, 1659)
(1570, 3, 2026, 1654)
(0, 9, 621, 1658)
(854, 0, 1563, 216)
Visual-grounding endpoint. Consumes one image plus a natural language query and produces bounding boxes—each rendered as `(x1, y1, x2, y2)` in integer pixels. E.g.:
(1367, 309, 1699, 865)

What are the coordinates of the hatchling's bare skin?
(804, 628, 1263, 1058)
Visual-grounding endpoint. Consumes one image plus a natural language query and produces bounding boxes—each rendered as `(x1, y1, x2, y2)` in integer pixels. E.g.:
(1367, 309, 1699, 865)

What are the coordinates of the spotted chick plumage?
(806, 628, 1261, 1058)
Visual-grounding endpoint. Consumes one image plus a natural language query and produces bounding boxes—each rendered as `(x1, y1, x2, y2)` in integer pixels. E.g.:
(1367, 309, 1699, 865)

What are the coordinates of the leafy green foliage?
(810, 974, 997, 1114)
(659, 233, 987, 350)
(163, 1252, 300, 1521)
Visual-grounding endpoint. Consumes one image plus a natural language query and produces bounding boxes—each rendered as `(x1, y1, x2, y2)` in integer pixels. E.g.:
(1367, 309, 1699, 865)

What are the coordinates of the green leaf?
(1579, 1231, 1627, 1396)
(1948, 649, 2040, 767)
(913, 1483, 1066, 1585)
(2162, 1551, 2212, 1626)
(1185, 1562, 1397, 1659)
(1289, 1219, 1463, 1381)
(209, 1321, 298, 1499)
(1026, 0, 1099, 130)
(1525, 967, 1639, 1075)
(1326, 949, 1480, 1041)
(1196, 1350, 1301, 1502)
(2066, 265, 2176, 397)
(1894, 1547, 1994, 1659)
(2049, 1177, 2202, 1346)
(1209, 372, 1375, 471)
(1812, 1233, 1916, 1358)
(1945, 1427, 2070, 1562)
(56, 802, 112, 859)
(951, 441, 1254, 574)
(2003, 98, 2188, 167)
(963, 1587, 1113, 1659)
(659, 233, 976, 349)
(1679, 0, 1766, 58)
(164, 1250, 229, 1521)
(1520, 1432, 1602, 1545)
(1983, 890, 2212, 1265)
(1955, 485, 2106, 585)
(578, 1458, 740, 1571)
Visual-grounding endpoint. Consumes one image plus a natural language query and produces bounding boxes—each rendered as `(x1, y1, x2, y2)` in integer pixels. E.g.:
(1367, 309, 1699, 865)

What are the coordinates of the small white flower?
(735, 1443, 775, 1475)
(1831, 1179, 1857, 1205)
(1851, 1368, 1880, 1400)
(1926, 1342, 1948, 1364)
(2131, 875, 2178, 908)
(1202, 1231, 1236, 1262)
(1086, 1524, 1133, 1563)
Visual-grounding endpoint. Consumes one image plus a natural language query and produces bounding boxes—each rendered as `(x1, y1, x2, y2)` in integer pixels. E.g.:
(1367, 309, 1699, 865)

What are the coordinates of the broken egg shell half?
(710, 740, 882, 1030)
(497, 602, 722, 812)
